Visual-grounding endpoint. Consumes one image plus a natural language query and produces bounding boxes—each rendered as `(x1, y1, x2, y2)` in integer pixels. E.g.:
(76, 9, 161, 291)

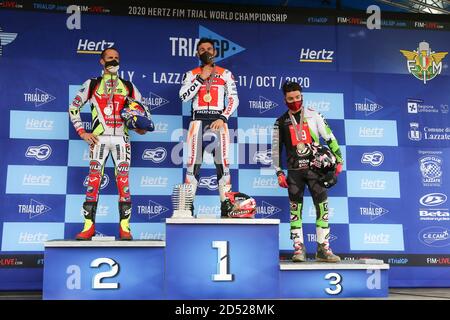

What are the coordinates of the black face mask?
(105, 59, 119, 68)
(199, 52, 213, 65)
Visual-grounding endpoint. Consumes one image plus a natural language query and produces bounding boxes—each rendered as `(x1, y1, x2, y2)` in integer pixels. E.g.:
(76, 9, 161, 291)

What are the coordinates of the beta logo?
(25, 144, 52, 161)
(420, 193, 447, 206)
(142, 147, 167, 163)
(361, 151, 384, 166)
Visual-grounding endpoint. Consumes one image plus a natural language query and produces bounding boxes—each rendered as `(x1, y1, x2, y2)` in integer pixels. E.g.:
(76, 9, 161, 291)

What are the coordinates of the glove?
(277, 171, 289, 188)
(335, 163, 343, 176)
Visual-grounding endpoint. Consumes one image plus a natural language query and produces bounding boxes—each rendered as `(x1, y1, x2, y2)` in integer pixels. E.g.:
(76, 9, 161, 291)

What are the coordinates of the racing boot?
(76, 201, 97, 240)
(292, 240, 307, 262)
(119, 202, 133, 240)
(315, 227, 340, 263)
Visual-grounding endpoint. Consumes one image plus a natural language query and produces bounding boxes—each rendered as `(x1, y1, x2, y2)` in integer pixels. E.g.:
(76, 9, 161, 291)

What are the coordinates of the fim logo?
(408, 122, 422, 141)
(199, 175, 218, 190)
(169, 25, 245, 62)
(24, 88, 56, 107)
(256, 201, 282, 218)
(354, 98, 383, 116)
(142, 92, 169, 111)
(400, 41, 448, 84)
(25, 144, 52, 161)
(137, 200, 169, 220)
(84, 174, 110, 189)
(248, 96, 278, 114)
(0, 26, 17, 56)
(253, 149, 272, 165)
(419, 155, 443, 187)
(360, 202, 389, 221)
(142, 147, 167, 163)
(18, 199, 52, 219)
(418, 227, 450, 247)
(441, 104, 449, 114)
(361, 151, 384, 166)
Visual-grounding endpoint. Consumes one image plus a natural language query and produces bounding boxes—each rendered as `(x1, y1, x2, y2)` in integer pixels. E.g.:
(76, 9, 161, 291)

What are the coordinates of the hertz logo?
(299, 48, 334, 63)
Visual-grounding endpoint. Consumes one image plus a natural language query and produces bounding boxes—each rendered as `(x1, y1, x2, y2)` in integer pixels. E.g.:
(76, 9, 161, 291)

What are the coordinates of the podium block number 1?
(212, 241, 234, 282)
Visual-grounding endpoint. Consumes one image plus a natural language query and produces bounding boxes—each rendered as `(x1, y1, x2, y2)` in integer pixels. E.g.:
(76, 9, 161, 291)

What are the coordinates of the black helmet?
(308, 143, 338, 188)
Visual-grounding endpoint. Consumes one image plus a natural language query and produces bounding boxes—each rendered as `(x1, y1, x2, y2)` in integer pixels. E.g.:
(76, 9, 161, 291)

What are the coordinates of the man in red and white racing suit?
(179, 38, 239, 216)
(69, 47, 148, 240)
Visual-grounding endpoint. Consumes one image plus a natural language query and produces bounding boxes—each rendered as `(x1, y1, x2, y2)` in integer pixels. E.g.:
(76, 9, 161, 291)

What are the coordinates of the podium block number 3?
(212, 241, 234, 282)
(324, 272, 342, 295)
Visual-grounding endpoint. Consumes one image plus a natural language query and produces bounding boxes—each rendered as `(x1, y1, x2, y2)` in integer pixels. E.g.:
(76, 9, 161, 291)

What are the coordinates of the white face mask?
(104, 59, 120, 74)
(106, 65, 120, 73)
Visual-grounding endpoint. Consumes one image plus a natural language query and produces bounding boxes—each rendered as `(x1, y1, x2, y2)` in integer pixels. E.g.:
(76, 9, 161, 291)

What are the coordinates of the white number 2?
(91, 258, 120, 289)
(212, 241, 233, 281)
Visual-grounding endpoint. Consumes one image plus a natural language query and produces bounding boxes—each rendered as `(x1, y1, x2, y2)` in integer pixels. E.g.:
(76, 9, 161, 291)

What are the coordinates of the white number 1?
(212, 241, 233, 281)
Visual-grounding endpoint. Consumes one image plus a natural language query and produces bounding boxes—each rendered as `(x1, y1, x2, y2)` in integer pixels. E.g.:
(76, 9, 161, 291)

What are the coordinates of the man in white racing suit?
(179, 37, 239, 216)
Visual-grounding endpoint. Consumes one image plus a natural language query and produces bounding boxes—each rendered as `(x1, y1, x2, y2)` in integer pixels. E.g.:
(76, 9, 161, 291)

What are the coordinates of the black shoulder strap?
(87, 76, 102, 100)
(120, 78, 134, 98)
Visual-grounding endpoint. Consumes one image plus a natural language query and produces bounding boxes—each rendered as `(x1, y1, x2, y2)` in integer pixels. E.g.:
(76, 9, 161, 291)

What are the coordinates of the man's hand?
(335, 163, 343, 176)
(80, 132, 99, 145)
(277, 172, 289, 188)
(134, 129, 146, 135)
(200, 65, 214, 80)
(210, 119, 225, 131)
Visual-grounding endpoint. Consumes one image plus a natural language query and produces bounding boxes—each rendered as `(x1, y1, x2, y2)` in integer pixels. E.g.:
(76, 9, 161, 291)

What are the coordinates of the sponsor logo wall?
(1, 4, 450, 289)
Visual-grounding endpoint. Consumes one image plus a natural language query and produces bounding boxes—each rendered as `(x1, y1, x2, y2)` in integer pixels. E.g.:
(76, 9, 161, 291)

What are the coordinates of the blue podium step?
(165, 218, 280, 299)
(43, 239, 165, 300)
(280, 259, 390, 298)
(43, 220, 391, 299)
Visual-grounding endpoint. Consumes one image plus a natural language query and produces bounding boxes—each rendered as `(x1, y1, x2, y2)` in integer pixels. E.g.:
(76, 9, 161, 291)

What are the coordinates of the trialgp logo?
(24, 88, 56, 107)
(169, 25, 245, 62)
(400, 41, 448, 84)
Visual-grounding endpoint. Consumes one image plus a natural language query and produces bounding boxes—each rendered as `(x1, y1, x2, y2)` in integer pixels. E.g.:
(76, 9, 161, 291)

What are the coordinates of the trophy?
(171, 183, 195, 218)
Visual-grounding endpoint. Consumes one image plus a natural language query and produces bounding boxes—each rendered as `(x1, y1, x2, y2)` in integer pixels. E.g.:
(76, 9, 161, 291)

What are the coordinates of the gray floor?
(1, 288, 450, 300)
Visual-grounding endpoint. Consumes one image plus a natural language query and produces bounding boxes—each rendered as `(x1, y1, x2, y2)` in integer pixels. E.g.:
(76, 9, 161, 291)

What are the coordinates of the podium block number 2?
(91, 258, 120, 290)
(212, 241, 234, 282)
